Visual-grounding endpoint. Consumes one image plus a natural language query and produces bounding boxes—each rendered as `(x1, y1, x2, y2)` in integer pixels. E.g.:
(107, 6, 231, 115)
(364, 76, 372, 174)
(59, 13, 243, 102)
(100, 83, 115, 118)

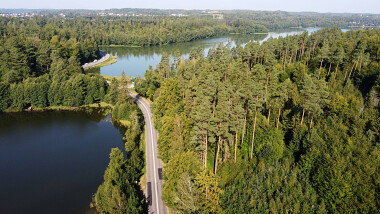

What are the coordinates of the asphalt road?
(129, 92, 167, 214)
(82, 51, 110, 69)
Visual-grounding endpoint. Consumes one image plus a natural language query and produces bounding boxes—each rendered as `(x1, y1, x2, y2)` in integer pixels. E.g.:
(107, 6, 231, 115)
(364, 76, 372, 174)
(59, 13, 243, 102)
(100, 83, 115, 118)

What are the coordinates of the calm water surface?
(0, 110, 124, 214)
(99, 34, 263, 77)
(99, 28, 349, 77)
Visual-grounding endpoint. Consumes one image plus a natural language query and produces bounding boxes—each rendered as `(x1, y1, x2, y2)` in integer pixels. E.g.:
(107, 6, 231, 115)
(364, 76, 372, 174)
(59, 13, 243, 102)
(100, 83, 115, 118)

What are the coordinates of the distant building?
(170, 13, 187, 17)
(212, 14, 224, 20)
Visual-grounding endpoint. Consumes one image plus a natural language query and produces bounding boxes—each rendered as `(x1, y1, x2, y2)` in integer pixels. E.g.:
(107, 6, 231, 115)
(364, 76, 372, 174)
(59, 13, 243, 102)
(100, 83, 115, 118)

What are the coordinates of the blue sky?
(2, 0, 379, 14)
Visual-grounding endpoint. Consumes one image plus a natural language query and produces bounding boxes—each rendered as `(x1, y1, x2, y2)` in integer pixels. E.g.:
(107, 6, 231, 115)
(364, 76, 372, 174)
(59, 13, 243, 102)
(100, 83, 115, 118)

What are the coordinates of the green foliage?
(221, 161, 326, 214)
(171, 172, 201, 214)
(2, 13, 379, 212)
(104, 79, 120, 105)
(299, 119, 379, 213)
(134, 64, 166, 101)
(149, 28, 380, 213)
(196, 170, 224, 213)
(94, 96, 145, 214)
(163, 151, 201, 207)
(0, 19, 107, 111)
(3, 73, 108, 109)
(255, 127, 285, 162)
(112, 97, 141, 122)
(94, 148, 144, 214)
(0, 82, 10, 111)
(152, 78, 182, 128)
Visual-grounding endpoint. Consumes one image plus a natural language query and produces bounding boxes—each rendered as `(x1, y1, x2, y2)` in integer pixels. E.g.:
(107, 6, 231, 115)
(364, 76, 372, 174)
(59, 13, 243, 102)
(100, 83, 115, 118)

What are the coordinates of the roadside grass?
(101, 74, 121, 82)
(5, 102, 113, 113)
(100, 44, 143, 48)
(84, 55, 117, 71)
(86, 102, 113, 108)
(128, 87, 137, 94)
(144, 97, 153, 105)
(93, 56, 117, 68)
(139, 128, 147, 201)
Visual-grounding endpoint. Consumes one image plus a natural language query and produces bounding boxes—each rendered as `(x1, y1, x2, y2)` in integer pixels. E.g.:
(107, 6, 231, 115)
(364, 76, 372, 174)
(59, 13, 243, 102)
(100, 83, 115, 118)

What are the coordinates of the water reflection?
(99, 28, 352, 77)
(0, 109, 125, 214)
(100, 34, 267, 77)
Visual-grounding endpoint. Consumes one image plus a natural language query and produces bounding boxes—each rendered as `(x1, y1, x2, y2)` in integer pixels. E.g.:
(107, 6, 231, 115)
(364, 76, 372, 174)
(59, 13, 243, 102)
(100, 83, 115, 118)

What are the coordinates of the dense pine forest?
(1, 8, 379, 48)
(135, 27, 380, 213)
(0, 16, 268, 47)
(2, 8, 379, 29)
(0, 26, 102, 111)
(0, 10, 379, 213)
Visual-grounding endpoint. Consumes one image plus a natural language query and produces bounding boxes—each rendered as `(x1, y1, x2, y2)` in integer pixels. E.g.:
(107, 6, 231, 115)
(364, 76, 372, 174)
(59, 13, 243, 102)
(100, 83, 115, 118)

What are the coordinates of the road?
(82, 51, 110, 69)
(129, 92, 167, 214)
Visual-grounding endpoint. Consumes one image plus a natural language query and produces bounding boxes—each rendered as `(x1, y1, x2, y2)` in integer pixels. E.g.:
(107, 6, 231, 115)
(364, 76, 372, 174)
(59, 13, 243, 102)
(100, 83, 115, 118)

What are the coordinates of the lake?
(0, 109, 125, 214)
(98, 27, 347, 77)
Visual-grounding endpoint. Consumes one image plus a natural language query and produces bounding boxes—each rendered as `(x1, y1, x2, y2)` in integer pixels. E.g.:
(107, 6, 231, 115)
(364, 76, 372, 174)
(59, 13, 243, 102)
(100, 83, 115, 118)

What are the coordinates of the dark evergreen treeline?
(222, 10, 380, 30)
(0, 16, 268, 47)
(2, 8, 378, 29)
(0, 33, 99, 81)
(135, 27, 380, 213)
(0, 19, 104, 112)
(0, 73, 108, 111)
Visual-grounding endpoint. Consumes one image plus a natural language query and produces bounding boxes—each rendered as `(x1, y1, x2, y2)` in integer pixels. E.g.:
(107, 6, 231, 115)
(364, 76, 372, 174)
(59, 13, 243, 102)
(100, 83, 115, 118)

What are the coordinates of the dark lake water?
(0, 109, 125, 214)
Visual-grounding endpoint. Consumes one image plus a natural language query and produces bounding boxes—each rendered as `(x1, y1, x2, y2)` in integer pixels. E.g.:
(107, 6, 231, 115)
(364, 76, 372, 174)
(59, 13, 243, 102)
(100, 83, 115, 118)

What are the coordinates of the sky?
(1, 0, 380, 14)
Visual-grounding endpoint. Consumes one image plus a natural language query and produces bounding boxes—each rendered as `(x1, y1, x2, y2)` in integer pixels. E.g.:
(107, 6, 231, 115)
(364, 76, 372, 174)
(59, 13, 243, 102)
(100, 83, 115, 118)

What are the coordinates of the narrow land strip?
(82, 51, 111, 69)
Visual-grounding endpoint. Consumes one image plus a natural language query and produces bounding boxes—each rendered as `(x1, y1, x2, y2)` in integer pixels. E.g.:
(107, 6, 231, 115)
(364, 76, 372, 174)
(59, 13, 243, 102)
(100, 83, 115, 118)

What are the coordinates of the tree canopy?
(138, 27, 380, 213)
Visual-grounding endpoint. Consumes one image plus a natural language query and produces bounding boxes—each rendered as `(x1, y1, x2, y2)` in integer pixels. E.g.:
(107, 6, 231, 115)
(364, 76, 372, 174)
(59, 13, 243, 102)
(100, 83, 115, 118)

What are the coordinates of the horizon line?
(0, 8, 379, 15)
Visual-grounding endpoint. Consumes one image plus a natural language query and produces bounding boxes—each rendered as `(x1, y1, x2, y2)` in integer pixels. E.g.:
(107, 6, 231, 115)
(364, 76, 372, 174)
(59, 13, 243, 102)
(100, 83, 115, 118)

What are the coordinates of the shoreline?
(98, 32, 271, 48)
(3, 102, 113, 114)
(82, 53, 117, 69)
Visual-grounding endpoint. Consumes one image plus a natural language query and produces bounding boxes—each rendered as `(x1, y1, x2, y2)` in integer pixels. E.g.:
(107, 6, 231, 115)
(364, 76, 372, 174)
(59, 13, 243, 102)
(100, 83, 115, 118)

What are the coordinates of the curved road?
(129, 92, 167, 214)
(82, 52, 110, 69)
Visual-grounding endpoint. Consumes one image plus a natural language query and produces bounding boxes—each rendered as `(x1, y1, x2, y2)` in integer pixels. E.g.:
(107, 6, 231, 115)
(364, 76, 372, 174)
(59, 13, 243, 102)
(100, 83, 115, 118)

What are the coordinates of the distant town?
(0, 8, 379, 28)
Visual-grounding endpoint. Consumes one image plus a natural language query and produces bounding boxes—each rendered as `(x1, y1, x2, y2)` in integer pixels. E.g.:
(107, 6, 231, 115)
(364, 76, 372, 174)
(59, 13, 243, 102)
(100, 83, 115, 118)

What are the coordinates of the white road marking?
(136, 98, 160, 214)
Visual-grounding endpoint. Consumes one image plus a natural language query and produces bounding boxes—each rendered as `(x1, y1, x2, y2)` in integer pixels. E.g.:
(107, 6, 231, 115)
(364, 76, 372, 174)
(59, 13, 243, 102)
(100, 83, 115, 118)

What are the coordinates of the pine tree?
(272, 78, 290, 129)
(319, 40, 330, 79)
(213, 82, 231, 174)
(0, 82, 10, 111)
(196, 170, 224, 213)
(333, 45, 345, 80)
(300, 74, 317, 126)
(249, 65, 265, 160)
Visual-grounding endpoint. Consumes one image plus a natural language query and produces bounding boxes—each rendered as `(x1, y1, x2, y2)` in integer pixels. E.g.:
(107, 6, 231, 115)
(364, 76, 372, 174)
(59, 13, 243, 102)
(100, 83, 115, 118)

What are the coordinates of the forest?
(0, 15, 148, 213)
(2, 8, 379, 29)
(0, 31, 104, 111)
(0, 16, 268, 47)
(135, 27, 380, 213)
(1, 9, 379, 48)
(0, 11, 379, 213)
(221, 10, 380, 29)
